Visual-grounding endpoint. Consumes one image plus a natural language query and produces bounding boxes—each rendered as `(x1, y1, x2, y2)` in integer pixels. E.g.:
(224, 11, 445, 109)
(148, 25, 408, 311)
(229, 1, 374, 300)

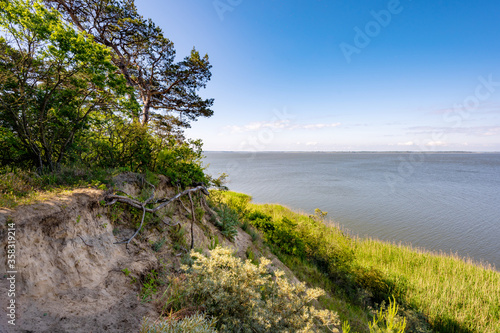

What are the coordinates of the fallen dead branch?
(105, 183, 209, 248)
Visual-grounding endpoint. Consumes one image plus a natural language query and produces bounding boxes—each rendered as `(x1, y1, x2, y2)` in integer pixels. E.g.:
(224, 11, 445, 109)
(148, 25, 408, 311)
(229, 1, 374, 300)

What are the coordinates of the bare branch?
(188, 191, 195, 250)
(106, 185, 209, 247)
(78, 235, 93, 247)
(114, 205, 146, 248)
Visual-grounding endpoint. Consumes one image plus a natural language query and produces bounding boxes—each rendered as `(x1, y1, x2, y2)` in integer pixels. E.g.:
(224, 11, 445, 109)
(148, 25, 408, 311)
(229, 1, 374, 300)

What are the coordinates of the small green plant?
(369, 297, 406, 333)
(170, 226, 187, 251)
(152, 238, 167, 252)
(208, 235, 219, 250)
(195, 204, 205, 221)
(76, 215, 81, 224)
(122, 268, 131, 276)
(245, 248, 258, 265)
(342, 321, 352, 333)
(313, 208, 328, 221)
(140, 314, 217, 333)
(141, 269, 162, 303)
(213, 203, 238, 241)
(113, 227, 120, 236)
(102, 223, 108, 229)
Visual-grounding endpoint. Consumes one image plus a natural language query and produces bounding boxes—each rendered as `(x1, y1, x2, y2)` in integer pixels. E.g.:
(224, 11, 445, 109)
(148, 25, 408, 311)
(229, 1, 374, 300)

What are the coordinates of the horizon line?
(203, 150, 500, 154)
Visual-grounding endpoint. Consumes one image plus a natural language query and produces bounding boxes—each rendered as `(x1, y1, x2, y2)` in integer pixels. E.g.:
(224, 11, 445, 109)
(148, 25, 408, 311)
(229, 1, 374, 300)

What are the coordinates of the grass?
(356, 238, 500, 332)
(0, 166, 116, 208)
(217, 190, 500, 333)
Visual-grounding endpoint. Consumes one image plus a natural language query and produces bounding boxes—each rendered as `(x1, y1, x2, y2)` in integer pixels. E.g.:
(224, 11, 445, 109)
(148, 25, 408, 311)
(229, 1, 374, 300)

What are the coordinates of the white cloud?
(397, 141, 415, 146)
(426, 141, 447, 147)
(300, 123, 341, 130)
(483, 127, 500, 136)
(407, 126, 500, 137)
(226, 121, 341, 133)
(305, 141, 318, 146)
(226, 120, 290, 134)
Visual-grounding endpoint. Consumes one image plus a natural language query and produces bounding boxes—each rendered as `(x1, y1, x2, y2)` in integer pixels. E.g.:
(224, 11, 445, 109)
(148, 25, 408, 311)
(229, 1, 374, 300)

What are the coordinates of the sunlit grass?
(0, 167, 112, 208)
(218, 190, 500, 333)
(356, 238, 500, 332)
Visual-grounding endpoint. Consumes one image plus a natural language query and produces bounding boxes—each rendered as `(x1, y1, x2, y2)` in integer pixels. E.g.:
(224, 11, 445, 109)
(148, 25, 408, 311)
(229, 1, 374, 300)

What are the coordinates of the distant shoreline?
(205, 150, 499, 154)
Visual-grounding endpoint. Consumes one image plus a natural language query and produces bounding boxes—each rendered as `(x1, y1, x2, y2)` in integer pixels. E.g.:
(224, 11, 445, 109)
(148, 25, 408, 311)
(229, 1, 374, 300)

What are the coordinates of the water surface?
(203, 152, 500, 268)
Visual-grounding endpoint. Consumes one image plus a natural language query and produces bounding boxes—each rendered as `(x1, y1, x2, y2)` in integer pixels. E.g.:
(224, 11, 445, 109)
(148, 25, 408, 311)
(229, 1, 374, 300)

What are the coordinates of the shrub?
(212, 204, 239, 241)
(140, 314, 217, 333)
(179, 247, 339, 332)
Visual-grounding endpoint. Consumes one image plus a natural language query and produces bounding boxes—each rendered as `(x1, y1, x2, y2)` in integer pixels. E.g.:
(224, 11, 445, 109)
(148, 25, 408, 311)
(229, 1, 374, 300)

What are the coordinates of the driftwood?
(105, 182, 209, 248)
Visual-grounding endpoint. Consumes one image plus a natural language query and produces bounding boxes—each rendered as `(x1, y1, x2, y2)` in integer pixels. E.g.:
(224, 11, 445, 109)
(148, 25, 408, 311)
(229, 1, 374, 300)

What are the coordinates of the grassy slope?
(356, 239, 500, 332)
(219, 191, 500, 333)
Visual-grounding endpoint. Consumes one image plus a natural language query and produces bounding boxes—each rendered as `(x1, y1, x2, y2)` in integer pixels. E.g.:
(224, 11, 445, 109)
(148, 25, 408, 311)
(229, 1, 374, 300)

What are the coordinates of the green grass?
(356, 239, 500, 332)
(217, 190, 500, 333)
(0, 166, 116, 208)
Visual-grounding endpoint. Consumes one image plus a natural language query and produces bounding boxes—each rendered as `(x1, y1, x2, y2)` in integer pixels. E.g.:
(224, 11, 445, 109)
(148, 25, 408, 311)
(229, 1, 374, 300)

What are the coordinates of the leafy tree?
(46, 0, 214, 126)
(0, 0, 130, 170)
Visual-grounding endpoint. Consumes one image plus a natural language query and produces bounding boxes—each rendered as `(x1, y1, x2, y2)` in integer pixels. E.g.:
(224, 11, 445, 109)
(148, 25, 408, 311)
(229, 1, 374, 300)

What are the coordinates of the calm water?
(203, 152, 500, 268)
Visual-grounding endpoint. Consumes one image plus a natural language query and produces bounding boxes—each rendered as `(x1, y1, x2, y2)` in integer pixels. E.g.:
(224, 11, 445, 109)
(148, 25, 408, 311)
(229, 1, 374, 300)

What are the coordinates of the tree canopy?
(0, 0, 214, 183)
(45, 0, 214, 126)
(0, 0, 130, 169)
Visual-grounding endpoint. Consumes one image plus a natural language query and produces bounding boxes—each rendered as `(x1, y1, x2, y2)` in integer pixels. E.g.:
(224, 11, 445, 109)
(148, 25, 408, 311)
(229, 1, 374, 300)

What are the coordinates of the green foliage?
(369, 297, 406, 333)
(212, 203, 238, 241)
(245, 248, 258, 265)
(241, 220, 259, 242)
(342, 321, 352, 333)
(0, 0, 130, 170)
(314, 208, 329, 221)
(140, 314, 217, 333)
(248, 213, 305, 256)
(48, 0, 214, 127)
(177, 247, 339, 332)
(208, 235, 219, 251)
(170, 227, 188, 252)
(0, 0, 213, 190)
(357, 238, 500, 332)
(352, 266, 395, 303)
(141, 269, 162, 303)
(152, 238, 167, 252)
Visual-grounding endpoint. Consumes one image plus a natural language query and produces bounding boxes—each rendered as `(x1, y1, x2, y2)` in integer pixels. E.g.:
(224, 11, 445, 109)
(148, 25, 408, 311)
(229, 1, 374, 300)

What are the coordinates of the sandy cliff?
(0, 177, 295, 332)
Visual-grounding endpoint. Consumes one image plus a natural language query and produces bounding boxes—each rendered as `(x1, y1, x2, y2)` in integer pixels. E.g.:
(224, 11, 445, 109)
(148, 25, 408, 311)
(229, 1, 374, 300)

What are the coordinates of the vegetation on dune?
(216, 190, 500, 333)
(167, 247, 339, 332)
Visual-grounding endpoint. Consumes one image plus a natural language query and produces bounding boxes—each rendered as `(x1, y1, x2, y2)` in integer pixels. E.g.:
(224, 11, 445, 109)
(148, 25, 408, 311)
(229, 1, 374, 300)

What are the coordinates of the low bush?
(140, 314, 217, 333)
(177, 247, 339, 332)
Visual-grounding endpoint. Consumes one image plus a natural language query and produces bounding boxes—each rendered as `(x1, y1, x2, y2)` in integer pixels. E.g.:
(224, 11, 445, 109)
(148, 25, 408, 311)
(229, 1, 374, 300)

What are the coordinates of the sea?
(203, 152, 500, 269)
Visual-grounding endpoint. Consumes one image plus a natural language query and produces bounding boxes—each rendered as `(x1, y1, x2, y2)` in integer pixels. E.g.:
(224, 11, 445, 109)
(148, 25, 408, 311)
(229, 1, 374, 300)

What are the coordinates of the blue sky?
(136, 0, 500, 151)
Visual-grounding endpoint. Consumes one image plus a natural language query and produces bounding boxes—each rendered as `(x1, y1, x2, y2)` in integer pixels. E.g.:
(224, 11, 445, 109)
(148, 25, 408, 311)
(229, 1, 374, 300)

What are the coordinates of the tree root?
(78, 235, 93, 247)
(105, 182, 209, 248)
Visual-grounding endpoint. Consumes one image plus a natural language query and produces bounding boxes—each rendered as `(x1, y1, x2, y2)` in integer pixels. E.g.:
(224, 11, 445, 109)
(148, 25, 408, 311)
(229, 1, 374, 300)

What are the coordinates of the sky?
(135, 0, 500, 151)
